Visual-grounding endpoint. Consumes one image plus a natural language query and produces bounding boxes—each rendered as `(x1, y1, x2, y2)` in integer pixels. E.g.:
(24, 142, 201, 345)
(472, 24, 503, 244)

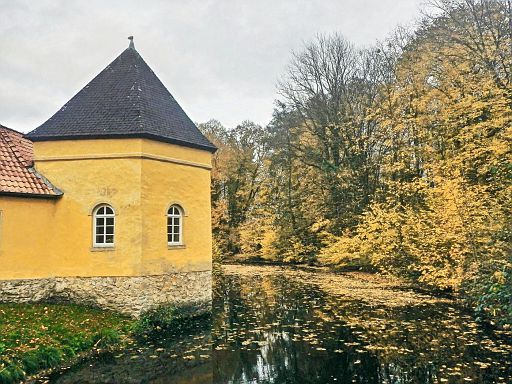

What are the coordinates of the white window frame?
(167, 205, 183, 246)
(93, 204, 115, 248)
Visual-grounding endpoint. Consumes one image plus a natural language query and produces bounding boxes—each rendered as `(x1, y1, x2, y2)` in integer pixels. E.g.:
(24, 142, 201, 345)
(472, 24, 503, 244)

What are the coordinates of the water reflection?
(40, 265, 512, 384)
(213, 265, 512, 384)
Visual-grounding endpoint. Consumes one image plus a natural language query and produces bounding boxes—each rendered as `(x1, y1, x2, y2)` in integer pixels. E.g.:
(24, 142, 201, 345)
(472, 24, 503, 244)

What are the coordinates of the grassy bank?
(0, 302, 211, 383)
(0, 303, 133, 384)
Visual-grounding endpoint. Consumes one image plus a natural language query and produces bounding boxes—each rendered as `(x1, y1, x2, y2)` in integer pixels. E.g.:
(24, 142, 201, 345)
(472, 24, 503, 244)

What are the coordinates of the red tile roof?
(0, 125, 62, 198)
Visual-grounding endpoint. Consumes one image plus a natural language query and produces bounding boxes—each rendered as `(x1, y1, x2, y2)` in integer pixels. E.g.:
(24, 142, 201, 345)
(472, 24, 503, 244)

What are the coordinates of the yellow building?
(0, 38, 215, 316)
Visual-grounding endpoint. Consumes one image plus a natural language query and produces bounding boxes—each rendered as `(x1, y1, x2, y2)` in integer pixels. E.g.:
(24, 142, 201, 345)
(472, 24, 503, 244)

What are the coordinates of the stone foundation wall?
(0, 271, 211, 317)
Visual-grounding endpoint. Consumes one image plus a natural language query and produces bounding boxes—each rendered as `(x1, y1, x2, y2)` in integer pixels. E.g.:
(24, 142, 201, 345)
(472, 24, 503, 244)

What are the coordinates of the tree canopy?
(201, 0, 512, 326)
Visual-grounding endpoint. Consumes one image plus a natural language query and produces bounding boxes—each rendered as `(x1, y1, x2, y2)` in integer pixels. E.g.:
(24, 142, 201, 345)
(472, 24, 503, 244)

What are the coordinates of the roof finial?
(128, 36, 135, 49)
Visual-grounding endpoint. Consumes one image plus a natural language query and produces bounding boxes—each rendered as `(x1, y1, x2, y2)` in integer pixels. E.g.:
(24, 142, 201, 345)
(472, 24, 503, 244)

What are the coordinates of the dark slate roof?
(26, 41, 216, 153)
(0, 124, 62, 198)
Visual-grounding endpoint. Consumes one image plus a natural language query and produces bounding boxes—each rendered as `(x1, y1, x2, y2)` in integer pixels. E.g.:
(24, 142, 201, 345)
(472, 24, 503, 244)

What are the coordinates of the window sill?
(91, 246, 116, 252)
(168, 244, 186, 250)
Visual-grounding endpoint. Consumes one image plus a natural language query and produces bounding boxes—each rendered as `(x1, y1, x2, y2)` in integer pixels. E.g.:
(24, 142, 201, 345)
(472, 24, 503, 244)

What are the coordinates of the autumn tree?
(321, 0, 511, 324)
(199, 120, 269, 259)
(205, 0, 512, 325)
(277, 34, 386, 231)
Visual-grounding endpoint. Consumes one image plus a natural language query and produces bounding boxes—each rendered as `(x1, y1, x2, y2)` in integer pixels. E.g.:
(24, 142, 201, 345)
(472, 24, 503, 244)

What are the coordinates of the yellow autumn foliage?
(238, 216, 280, 261)
(206, 0, 512, 325)
(322, 1, 511, 321)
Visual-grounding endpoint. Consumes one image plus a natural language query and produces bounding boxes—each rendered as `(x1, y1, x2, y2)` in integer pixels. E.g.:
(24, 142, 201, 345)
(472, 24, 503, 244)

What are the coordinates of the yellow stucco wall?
(0, 197, 59, 278)
(0, 138, 212, 280)
(139, 140, 213, 274)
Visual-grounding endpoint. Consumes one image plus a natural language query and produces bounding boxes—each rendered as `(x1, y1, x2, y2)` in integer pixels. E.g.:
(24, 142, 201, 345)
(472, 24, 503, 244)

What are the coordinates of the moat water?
(39, 265, 512, 384)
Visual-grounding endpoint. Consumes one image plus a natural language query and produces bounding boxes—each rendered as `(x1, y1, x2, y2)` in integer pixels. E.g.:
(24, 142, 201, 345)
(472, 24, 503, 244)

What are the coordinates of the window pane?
(93, 205, 114, 247)
(167, 205, 183, 244)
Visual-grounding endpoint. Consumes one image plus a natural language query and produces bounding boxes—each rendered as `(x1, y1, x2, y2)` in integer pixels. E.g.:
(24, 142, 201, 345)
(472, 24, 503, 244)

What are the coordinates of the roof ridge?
(137, 52, 155, 133)
(130, 49, 145, 133)
(27, 167, 63, 196)
(0, 128, 31, 167)
(0, 124, 24, 135)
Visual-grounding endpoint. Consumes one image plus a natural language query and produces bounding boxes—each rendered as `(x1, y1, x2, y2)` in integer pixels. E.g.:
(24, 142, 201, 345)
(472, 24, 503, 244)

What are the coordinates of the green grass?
(0, 303, 133, 384)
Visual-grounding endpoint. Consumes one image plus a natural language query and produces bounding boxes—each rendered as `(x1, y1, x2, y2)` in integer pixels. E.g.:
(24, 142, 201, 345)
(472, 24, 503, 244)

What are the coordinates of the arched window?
(167, 205, 183, 245)
(93, 204, 115, 247)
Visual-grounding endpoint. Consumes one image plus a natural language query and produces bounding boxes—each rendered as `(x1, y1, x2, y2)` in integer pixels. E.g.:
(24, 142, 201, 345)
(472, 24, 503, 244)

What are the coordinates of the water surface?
(39, 265, 512, 384)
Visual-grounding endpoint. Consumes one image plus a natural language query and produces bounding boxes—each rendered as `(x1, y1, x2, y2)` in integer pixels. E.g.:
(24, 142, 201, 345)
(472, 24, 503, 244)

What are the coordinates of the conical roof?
(26, 39, 216, 153)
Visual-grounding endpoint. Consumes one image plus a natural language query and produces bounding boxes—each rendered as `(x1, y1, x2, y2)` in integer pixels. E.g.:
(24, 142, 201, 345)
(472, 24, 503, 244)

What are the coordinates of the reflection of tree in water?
(213, 272, 381, 383)
(213, 268, 512, 384)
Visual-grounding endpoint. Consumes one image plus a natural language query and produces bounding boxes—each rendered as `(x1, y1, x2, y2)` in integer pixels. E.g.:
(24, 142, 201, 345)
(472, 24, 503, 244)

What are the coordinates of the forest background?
(200, 0, 512, 326)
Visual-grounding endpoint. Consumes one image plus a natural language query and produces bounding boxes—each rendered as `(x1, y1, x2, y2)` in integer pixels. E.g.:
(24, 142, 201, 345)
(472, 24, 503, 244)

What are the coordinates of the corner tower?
(5, 38, 216, 315)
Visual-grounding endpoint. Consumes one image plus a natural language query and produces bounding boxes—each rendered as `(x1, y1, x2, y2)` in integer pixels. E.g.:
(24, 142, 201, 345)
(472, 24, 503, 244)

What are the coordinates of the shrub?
(135, 303, 211, 338)
(92, 329, 121, 349)
(0, 364, 25, 384)
(318, 230, 372, 270)
(23, 346, 62, 372)
(471, 261, 512, 327)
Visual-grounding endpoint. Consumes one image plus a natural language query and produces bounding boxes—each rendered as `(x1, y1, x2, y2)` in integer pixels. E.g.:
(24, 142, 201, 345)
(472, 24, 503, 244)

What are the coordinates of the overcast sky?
(0, 0, 425, 133)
